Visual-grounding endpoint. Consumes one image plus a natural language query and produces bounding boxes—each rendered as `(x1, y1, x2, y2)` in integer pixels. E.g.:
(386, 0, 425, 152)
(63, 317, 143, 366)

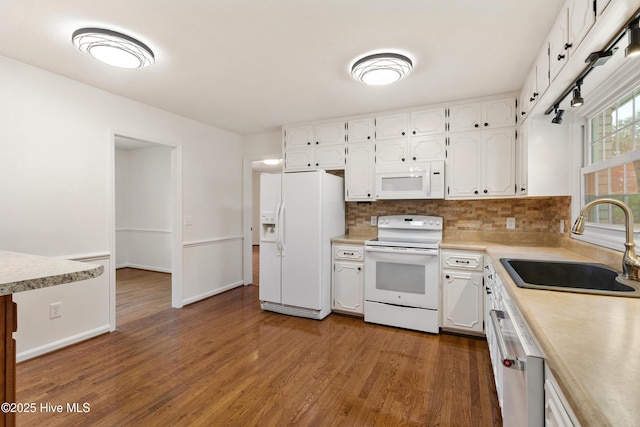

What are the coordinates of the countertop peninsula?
(441, 237, 639, 427)
(0, 249, 104, 427)
(0, 250, 103, 295)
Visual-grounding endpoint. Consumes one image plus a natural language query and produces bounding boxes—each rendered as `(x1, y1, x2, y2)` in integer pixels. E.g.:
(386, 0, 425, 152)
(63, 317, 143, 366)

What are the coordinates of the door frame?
(108, 131, 184, 331)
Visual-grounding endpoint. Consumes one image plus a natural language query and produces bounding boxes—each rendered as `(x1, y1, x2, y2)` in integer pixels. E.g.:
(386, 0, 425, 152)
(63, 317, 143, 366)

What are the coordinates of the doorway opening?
(113, 135, 177, 327)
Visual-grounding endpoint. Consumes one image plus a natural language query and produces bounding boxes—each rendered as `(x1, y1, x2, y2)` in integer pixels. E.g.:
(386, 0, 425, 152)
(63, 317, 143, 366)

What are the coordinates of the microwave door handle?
(490, 310, 525, 371)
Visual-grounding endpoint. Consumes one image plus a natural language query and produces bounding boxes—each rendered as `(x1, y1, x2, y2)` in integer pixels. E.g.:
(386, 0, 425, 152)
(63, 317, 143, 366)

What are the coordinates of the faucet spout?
(571, 198, 640, 281)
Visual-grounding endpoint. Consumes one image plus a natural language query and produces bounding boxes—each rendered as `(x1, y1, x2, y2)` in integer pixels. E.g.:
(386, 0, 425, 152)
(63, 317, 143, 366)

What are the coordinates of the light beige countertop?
(332, 226, 377, 245)
(442, 238, 639, 427)
(0, 250, 104, 295)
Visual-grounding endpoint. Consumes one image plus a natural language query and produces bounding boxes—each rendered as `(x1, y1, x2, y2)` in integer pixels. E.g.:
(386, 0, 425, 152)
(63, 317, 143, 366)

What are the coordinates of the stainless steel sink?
(499, 258, 640, 297)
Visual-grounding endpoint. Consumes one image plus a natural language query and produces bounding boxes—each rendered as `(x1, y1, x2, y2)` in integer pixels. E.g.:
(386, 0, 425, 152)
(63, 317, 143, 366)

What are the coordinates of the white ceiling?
(0, 0, 564, 135)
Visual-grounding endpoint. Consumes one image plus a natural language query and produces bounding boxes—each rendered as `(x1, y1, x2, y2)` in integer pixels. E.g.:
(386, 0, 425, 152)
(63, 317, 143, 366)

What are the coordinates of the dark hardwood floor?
(15, 260, 501, 426)
(116, 268, 171, 326)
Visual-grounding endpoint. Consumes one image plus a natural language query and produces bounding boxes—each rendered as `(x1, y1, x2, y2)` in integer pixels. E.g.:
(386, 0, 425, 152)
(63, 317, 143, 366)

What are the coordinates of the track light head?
(571, 83, 584, 107)
(626, 18, 640, 58)
(551, 107, 565, 124)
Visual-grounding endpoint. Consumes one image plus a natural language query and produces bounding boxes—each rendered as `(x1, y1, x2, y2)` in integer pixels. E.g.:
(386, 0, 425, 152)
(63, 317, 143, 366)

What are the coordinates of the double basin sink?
(500, 258, 640, 297)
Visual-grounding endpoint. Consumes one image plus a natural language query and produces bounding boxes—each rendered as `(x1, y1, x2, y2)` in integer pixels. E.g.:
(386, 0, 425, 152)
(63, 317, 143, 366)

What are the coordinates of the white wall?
(115, 146, 172, 272)
(243, 130, 282, 245)
(0, 55, 244, 360)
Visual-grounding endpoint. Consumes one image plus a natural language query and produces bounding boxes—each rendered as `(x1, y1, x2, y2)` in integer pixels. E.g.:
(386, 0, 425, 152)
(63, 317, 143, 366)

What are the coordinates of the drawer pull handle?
(455, 260, 470, 264)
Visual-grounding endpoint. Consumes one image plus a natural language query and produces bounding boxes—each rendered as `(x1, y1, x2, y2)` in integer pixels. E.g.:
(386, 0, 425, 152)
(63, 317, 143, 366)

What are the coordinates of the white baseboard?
(116, 263, 172, 273)
(17, 325, 111, 363)
(182, 280, 244, 306)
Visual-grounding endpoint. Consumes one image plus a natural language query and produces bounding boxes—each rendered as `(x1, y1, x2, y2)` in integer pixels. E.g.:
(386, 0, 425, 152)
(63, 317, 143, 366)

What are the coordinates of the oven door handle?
(490, 309, 526, 371)
(364, 246, 438, 256)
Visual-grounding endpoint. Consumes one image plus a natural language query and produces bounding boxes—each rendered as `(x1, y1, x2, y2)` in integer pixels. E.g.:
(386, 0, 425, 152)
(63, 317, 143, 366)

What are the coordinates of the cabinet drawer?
(442, 251, 483, 271)
(334, 245, 364, 261)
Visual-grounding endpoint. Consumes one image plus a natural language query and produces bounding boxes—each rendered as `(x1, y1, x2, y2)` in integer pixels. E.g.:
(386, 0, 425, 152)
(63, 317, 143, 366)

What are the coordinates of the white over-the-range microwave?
(375, 160, 445, 200)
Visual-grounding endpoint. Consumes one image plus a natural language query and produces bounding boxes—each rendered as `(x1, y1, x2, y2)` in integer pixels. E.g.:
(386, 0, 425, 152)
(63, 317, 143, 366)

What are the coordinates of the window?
(583, 85, 640, 227)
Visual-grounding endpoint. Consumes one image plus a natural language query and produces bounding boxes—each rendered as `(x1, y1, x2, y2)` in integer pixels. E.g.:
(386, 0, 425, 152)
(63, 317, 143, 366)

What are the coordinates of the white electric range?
(364, 215, 443, 333)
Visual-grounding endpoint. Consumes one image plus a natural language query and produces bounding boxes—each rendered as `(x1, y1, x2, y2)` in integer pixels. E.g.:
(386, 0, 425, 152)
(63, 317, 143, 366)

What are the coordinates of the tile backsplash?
(346, 197, 571, 234)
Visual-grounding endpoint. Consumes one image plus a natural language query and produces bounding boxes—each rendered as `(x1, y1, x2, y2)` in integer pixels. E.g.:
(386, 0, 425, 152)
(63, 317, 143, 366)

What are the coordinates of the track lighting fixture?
(546, 11, 640, 117)
(551, 106, 564, 124)
(626, 17, 640, 58)
(571, 80, 584, 107)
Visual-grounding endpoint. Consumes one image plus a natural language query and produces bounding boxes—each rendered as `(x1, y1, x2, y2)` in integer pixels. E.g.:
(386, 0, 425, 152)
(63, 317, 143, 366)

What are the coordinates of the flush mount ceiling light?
(571, 80, 584, 107)
(351, 53, 413, 85)
(72, 28, 154, 69)
(625, 18, 640, 58)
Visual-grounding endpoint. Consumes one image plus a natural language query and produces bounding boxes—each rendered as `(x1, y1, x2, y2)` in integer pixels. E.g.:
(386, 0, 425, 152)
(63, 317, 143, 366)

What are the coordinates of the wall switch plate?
(371, 216, 377, 226)
(50, 302, 62, 319)
(560, 220, 565, 234)
(184, 215, 193, 226)
(506, 217, 516, 229)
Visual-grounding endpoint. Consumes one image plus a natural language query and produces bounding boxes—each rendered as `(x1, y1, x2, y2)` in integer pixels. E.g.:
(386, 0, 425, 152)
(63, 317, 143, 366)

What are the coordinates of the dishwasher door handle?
(490, 309, 525, 371)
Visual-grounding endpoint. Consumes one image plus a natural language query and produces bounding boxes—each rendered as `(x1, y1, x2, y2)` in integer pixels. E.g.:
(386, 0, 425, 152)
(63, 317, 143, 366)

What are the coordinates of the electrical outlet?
(371, 216, 377, 226)
(506, 217, 516, 229)
(50, 302, 62, 319)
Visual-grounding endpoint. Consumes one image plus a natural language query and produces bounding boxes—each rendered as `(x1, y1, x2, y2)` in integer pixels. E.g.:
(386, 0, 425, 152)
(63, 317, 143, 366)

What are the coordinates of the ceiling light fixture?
(625, 17, 640, 58)
(551, 106, 565, 124)
(72, 28, 154, 69)
(351, 53, 413, 85)
(570, 80, 584, 107)
(263, 159, 281, 166)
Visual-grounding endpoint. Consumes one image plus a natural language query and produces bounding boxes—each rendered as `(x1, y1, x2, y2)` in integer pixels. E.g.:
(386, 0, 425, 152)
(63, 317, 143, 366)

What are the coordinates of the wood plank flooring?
(115, 268, 171, 326)
(15, 269, 501, 426)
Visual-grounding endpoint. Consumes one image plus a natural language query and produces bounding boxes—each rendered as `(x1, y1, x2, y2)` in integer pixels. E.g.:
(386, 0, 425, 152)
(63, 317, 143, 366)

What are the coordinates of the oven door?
(364, 245, 439, 309)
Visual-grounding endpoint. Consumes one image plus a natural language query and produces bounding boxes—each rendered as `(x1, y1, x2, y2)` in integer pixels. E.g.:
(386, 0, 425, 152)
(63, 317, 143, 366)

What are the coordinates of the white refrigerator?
(259, 171, 345, 320)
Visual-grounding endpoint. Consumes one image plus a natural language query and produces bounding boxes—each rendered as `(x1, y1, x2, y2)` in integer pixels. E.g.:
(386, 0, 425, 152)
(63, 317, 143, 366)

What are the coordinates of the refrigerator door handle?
(278, 200, 285, 256)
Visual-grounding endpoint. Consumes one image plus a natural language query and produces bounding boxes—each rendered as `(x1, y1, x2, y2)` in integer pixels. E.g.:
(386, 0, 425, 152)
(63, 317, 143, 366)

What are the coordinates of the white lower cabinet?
(544, 366, 581, 427)
(332, 244, 364, 315)
(441, 250, 484, 334)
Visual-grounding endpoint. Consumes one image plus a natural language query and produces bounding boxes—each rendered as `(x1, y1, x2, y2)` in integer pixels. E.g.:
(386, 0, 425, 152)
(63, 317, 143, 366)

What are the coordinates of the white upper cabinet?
(482, 99, 516, 129)
(347, 118, 375, 143)
(446, 132, 482, 197)
(285, 125, 315, 149)
(446, 129, 516, 198)
(375, 113, 409, 140)
(316, 122, 346, 145)
(376, 138, 409, 165)
(520, 46, 550, 120)
(410, 108, 446, 136)
(568, 0, 596, 52)
(549, 8, 569, 82)
(411, 135, 447, 161)
(345, 142, 375, 201)
(549, 0, 595, 82)
(449, 98, 515, 133)
(283, 121, 346, 171)
(483, 129, 517, 197)
(448, 103, 482, 133)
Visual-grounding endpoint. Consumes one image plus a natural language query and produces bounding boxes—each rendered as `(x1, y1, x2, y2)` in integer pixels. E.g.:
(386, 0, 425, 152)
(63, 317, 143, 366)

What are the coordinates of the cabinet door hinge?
(447, 186, 450, 195)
